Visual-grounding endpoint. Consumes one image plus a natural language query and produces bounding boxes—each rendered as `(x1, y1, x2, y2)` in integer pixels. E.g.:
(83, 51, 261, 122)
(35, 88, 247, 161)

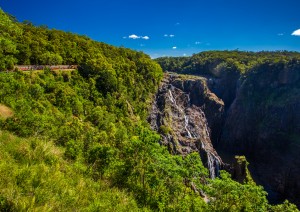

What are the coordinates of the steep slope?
(0, 131, 141, 211)
(156, 53, 300, 207)
(221, 61, 300, 205)
(149, 73, 225, 178)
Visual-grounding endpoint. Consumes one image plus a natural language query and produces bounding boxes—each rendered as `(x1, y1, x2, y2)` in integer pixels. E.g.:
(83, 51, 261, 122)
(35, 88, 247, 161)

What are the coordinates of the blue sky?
(1, 0, 300, 58)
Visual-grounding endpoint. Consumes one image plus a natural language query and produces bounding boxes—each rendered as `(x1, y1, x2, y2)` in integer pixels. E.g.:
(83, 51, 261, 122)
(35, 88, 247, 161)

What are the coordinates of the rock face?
(149, 73, 225, 178)
(151, 61, 300, 207)
(220, 62, 300, 205)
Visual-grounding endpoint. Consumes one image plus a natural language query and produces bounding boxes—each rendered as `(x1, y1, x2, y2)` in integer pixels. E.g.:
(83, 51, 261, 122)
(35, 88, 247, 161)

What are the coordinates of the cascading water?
(184, 115, 192, 138)
(150, 74, 223, 179)
(169, 87, 193, 138)
(206, 151, 221, 179)
(168, 89, 176, 105)
(199, 109, 221, 178)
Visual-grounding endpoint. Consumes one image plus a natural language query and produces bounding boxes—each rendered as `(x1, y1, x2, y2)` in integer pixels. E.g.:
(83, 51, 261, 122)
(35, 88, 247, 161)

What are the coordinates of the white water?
(199, 109, 221, 178)
(169, 88, 193, 138)
(168, 90, 176, 105)
(186, 93, 191, 107)
(184, 115, 192, 138)
(207, 154, 216, 178)
(207, 152, 221, 179)
(168, 87, 220, 178)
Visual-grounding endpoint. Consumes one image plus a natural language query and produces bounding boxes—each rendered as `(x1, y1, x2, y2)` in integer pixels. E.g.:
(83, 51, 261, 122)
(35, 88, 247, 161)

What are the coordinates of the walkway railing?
(15, 65, 78, 71)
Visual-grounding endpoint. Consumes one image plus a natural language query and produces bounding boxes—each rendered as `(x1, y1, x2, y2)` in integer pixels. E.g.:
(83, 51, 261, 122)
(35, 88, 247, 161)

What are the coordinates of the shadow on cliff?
(215, 61, 300, 207)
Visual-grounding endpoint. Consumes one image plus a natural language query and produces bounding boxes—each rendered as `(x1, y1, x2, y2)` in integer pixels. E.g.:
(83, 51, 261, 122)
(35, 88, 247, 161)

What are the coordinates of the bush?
(159, 125, 172, 135)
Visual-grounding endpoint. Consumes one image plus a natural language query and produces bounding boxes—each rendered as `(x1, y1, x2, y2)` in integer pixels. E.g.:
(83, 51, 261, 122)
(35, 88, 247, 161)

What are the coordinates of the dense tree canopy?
(155, 50, 300, 76)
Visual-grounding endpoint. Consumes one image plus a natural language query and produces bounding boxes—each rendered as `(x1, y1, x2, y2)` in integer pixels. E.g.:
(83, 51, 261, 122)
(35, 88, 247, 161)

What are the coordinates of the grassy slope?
(0, 130, 142, 211)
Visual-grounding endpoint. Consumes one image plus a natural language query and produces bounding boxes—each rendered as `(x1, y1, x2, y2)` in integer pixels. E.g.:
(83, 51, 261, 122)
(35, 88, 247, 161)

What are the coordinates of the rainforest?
(0, 8, 300, 211)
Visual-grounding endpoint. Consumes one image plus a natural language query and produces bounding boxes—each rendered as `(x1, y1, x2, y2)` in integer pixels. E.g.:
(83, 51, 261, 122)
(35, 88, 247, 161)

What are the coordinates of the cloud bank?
(292, 29, 300, 36)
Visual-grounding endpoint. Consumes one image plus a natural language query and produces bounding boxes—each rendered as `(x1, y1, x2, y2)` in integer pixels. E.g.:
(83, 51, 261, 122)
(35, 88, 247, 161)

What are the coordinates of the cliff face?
(220, 62, 300, 205)
(151, 61, 300, 206)
(149, 73, 224, 178)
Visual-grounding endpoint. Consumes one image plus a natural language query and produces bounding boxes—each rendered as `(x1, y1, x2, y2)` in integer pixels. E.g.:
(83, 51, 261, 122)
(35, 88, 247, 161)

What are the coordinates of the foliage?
(0, 7, 298, 211)
(0, 131, 141, 211)
(207, 171, 269, 211)
(159, 125, 172, 135)
(155, 50, 300, 76)
(0, 9, 21, 71)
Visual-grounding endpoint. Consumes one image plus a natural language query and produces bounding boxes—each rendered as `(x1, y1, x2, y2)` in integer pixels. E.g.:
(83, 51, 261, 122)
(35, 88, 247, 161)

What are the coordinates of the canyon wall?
(149, 74, 224, 178)
(151, 60, 300, 206)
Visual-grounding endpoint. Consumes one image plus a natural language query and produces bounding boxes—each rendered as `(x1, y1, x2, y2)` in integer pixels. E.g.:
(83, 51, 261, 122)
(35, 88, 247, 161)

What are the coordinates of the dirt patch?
(0, 104, 14, 119)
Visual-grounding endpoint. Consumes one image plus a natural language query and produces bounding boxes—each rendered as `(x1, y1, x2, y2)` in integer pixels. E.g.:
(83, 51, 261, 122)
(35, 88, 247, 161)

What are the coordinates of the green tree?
(40, 51, 63, 65)
(0, 9, 21, 70)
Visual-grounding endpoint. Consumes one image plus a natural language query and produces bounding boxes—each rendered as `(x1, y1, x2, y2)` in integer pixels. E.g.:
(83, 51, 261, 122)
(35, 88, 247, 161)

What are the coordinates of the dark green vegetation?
(0, 8, 299, 211)
(155, 51, 300, 75)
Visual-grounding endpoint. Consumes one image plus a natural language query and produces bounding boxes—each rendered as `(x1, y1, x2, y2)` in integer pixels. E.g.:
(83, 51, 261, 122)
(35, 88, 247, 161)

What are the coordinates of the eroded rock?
(149, 73, 224, 178)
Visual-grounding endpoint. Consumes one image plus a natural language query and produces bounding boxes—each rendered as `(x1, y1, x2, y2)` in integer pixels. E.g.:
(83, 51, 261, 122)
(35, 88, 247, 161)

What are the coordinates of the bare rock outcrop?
(149, 73, 224, 178)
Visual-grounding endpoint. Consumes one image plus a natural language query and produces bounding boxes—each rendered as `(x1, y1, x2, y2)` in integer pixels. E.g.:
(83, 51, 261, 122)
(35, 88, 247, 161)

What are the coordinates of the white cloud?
(195, 41, 202, 45)
(129, 34, 140, 39)
(169, 34, 175, 37)
(122, 36, 127, 39)
(183, 53, 187, 56)
(292, 29, 300, 36)
(128, 34, 150, 40)
(277, 33, 284, 36)
(164, 34, 168, 37)
(175, 22, 180, 26)
(142, 36, 150, 40)
(172, 46, 177, 49)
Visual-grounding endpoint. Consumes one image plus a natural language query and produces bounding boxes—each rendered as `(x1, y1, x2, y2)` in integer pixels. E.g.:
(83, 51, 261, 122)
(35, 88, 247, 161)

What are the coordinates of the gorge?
(155, 54, 300, 207)
(1, 7, 300, 210)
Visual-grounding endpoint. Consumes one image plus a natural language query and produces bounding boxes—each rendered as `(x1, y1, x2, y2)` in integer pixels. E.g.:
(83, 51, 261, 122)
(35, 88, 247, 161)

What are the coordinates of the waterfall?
(168, 90, 176, 105)
(207, 153, 216, 178)
(199, 109, 221, 178)
(206, 152, 221, 179)
(186, 93, 191, 107)
(169, 87, 193, 139)
(153, 76, 222, 179)
(184, 115, 192, 138)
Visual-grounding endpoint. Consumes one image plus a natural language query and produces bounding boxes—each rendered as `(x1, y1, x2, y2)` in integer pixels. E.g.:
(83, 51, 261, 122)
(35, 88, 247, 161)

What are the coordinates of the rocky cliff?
(149, 73, 224, 178)
(151, 60, 300, 207)
(220, 61, 300, 205)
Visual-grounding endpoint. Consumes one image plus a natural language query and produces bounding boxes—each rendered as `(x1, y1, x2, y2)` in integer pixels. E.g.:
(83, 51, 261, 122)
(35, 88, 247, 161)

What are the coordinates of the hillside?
(0, 8, 299, 211)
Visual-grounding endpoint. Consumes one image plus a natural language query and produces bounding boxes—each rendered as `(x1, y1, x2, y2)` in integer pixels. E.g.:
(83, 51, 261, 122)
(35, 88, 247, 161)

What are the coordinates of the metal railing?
(14, 65, 78, 71)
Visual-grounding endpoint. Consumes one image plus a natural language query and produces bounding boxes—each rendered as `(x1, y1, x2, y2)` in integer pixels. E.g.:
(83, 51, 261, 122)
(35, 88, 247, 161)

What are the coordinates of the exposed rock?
(150, 61, 300, 207)
(220, 62, 300, 206)
(206, 69, 241, 109)
(149, 73, 225, 178)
